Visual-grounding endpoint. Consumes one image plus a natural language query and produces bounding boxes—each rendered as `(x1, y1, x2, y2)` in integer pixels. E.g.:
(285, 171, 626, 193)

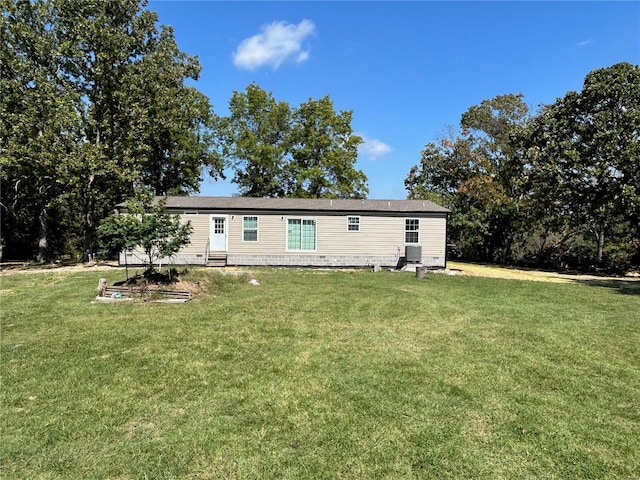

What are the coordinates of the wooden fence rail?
(96, 278, 191, 302)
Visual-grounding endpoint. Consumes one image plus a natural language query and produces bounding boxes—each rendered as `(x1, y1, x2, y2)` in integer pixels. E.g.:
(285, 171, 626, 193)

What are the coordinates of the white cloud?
(233, 20, 315, 70)
(358, 136, 392, 160)
(577, 39, 593, 47)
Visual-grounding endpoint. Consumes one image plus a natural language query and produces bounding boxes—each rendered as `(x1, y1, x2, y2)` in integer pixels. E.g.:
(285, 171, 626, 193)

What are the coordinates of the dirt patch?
(0, 261, 120, 275)
(173, 276, 210, 299)
(124, 420, 162, 440)
(447, 261, 640, 284)
(5, 260, 637, 286)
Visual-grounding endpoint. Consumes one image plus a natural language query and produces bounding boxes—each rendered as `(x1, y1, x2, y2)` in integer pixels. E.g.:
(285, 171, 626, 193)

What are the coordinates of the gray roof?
(156, 196, 450, 214)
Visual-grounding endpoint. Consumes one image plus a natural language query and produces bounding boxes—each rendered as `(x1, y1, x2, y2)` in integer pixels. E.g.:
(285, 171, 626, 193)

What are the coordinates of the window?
(287, 218, 316, 251)
(213, 218, 225, 234)
(347, 216, 360, 231)
(405, 218, 419, 243)
(243, 216, 258, 242)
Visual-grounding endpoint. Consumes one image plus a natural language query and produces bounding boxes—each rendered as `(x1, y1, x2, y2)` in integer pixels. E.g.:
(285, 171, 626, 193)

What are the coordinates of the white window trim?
(347, 216, 360, 232)
(242, 216, 259, 242)
(286, 217, 318, 252)
(405, 218, 420, 244)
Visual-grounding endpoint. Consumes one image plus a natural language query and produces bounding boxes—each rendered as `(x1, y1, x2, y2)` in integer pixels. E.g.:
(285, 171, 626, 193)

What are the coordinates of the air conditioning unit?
(405, 245, 422, 263)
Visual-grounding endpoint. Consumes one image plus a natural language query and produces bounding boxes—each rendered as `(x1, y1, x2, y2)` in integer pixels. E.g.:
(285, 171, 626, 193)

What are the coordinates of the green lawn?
(1, 267, 639, 479)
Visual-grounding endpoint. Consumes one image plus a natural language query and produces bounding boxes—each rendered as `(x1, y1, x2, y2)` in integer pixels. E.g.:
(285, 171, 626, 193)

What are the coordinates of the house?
(119, 196, 450, 268)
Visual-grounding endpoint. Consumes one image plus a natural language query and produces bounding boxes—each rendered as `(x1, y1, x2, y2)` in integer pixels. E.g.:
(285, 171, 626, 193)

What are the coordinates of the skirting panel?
(226, 254, 445, 268)
(119, 253, 446, 268)
(119, 252, 207, 266)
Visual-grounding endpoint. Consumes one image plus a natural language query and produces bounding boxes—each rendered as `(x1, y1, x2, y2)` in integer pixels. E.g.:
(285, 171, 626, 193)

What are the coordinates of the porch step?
(207, 253, 227, 267)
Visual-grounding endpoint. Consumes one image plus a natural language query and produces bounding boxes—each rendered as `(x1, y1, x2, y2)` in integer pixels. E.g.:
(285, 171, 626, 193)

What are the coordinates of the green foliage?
(286, 95, 367, 198)
(406, 94, 530, 262)
(214, 84, 368, 198)
(214, 83, 292, 197)
(123, 25, 221, 196)
(0, 0, 81, 261)
(407, 64, 640, 270)
(0, 0, 218, 261)
(98, 211, 141, 257)
(99, 191, 192, 270)
(523, 62, 640, 265)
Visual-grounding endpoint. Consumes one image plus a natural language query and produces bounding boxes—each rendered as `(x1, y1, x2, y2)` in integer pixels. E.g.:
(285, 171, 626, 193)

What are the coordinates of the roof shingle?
(155, 196, 450, 214)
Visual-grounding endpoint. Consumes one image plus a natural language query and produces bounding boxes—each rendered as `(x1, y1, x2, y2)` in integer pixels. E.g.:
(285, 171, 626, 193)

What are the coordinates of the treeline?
(0, 0, 365, 261)
(405, 63, 640, 271)
(2, 2, 638, 271)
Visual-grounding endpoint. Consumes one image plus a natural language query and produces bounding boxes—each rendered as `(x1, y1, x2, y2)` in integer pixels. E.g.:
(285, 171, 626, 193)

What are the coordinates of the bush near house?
(99, 194, 192, 275)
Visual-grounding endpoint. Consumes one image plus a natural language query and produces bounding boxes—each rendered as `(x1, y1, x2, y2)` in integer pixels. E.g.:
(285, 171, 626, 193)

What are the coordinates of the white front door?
(209, 215, 227, 251)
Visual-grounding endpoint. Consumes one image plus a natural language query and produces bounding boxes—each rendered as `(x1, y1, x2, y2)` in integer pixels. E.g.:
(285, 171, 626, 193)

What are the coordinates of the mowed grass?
(1, 267, 639, 479)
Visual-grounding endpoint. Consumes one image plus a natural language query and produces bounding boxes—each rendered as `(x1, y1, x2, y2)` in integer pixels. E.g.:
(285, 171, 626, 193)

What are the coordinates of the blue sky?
(149, 1, 640, 199)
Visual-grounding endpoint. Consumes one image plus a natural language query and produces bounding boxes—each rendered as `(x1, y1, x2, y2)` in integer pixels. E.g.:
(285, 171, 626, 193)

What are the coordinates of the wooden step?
(207, 253, 227, 267)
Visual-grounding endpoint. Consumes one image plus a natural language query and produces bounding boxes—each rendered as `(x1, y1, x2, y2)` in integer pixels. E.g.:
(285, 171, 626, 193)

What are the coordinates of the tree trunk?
(83, 174, 95, 262)
(537, 226, 550, 255)
(504, 236, 514, 263)
(596, 230, 605, 264)
(37, 206, 48, 263)
(124, 252, 129, 280)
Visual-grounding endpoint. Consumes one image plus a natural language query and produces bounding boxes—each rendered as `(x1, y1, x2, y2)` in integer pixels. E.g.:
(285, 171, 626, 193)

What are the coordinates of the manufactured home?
(119, 196, 450, 268)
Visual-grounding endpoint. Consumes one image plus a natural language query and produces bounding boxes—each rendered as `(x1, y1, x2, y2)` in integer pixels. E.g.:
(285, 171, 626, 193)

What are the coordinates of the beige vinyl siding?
(175, 214, 209, 256)
(317, 215, 446, 257)
(420, 216, 447, 257)
(225, 213, 446, 257)
(318, 215, 402, 256)
(228, 214, 285, 254)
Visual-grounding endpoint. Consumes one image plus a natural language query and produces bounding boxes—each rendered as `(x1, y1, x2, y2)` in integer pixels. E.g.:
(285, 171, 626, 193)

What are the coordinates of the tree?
(213, 83, 292, 197)
(524, 62, 640, 264)
(0, 0, 80, 262)
(1, 0, 220, 261)
(123, 26, 221, 196)
(285, 95, 367, 198)
(49, 0, 151, 257)
(99, 191, 192, 274)
(405, 94, 530, 261)
(214, 85, 368, 198)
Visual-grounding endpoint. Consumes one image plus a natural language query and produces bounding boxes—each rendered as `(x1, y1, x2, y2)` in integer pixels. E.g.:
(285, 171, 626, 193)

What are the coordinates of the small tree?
(99, 192, 192, 276)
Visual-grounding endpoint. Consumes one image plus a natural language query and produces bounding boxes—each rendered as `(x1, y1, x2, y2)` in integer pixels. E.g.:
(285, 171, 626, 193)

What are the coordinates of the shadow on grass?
(572, 278, 640, 296)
